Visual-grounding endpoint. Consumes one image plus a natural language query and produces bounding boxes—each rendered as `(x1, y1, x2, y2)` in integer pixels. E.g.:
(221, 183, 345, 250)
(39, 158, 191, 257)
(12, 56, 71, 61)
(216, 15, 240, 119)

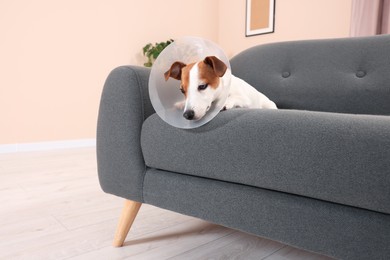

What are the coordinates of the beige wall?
(0, 0, 352, 145)
(218, 0, 352, 57)
(0, 0, 218, 145)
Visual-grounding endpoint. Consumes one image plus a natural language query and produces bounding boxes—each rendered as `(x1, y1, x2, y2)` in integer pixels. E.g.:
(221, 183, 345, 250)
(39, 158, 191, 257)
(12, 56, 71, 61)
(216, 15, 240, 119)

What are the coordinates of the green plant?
(142, 39, 174, 67)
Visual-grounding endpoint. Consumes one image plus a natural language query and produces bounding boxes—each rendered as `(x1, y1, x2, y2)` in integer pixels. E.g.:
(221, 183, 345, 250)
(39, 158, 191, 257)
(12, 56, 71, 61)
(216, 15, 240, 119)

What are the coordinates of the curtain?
(350, 0, 390, 36)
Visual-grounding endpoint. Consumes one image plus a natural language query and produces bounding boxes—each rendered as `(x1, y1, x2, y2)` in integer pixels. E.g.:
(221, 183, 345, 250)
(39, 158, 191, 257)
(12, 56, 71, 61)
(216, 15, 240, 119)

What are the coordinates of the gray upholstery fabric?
(97, 35, 390, 259)
(143, 169, 390, 260)
(97, 66, 153, 201)
(141, 109, 390, 214)
(230, 34, 390, 115)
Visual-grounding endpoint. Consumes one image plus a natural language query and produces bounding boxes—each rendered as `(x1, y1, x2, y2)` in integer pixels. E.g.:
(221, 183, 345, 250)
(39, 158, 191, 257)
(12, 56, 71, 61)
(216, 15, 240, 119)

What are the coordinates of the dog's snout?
(183, 110, 195, 120)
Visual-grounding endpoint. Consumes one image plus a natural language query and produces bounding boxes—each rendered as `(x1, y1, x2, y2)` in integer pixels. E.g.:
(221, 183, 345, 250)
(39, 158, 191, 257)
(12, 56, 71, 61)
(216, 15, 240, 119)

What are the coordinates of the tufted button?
(282, 71, 290, 78)
(356, 70, 366, 78)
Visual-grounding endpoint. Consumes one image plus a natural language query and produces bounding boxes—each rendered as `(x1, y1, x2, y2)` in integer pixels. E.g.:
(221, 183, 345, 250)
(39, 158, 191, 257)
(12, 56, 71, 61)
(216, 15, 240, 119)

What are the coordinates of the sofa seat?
(141, 108, 390, 214)
(99, 35, 390, 260)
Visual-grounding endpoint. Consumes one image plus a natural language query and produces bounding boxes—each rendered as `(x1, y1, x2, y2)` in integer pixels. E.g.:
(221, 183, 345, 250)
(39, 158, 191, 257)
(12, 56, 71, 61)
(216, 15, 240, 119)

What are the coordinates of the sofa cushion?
(141, 109, 390, 214)
(230, 35, 390, 116)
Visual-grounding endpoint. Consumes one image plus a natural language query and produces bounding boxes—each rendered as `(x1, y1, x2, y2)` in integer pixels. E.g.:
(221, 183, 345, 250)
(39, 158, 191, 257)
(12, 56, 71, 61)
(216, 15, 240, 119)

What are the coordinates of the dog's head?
(164, 56, 227, 120)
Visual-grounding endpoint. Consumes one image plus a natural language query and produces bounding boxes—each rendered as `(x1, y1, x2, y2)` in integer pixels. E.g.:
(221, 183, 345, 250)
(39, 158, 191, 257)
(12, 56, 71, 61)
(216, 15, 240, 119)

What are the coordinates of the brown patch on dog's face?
(179, 60, 222, 96)
(164, 56, 227, 97)
(197, 61, 220, 89)
(164, 56, 228, 120)
(178, 63, 195, 97)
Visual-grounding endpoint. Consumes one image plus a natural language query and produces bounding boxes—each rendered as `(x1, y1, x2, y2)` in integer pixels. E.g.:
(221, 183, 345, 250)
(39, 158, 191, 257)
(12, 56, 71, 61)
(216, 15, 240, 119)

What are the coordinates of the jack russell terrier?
(164, 56, 277, 120)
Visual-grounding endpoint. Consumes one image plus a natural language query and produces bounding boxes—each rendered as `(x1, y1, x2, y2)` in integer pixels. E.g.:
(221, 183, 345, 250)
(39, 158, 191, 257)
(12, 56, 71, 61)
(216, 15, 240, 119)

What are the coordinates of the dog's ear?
(204, 56, 227, 77)
(164, 61, 186, 81)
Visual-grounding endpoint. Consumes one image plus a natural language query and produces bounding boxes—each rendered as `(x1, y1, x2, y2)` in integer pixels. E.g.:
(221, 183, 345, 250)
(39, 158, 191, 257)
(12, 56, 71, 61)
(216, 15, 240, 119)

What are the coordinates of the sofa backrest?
(230, 35, 390, 115)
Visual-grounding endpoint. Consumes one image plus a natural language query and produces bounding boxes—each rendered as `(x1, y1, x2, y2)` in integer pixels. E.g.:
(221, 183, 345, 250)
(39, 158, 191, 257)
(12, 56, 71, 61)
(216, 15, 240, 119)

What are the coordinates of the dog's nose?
(183, 110, 195, 120)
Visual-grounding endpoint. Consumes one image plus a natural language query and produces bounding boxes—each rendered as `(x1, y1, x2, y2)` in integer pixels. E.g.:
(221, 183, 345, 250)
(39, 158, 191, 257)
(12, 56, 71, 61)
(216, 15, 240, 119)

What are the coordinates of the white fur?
(224, 74, 277, 110)
(182, 62, 224, 120)
(175, 65, 277, 120)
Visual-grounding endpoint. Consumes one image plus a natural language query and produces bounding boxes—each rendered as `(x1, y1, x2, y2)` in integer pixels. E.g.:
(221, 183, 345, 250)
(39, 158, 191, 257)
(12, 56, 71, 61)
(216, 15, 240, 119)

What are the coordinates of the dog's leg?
(222, 95, 250, 110)
(261, 98, 278, 109)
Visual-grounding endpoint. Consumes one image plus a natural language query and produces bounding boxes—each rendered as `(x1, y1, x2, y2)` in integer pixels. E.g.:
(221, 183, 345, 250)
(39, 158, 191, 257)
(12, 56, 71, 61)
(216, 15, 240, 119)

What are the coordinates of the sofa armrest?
(97, 66, 154, 202)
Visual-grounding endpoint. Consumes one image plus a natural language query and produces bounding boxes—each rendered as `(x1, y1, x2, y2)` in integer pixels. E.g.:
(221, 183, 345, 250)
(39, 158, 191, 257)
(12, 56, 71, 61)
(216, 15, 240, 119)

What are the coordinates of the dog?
(164, 56, 277, 120)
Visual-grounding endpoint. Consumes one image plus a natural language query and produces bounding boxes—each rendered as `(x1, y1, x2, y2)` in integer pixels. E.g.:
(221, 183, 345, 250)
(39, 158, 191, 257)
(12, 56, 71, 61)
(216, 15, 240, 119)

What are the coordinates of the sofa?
(97, 35, 390, 260)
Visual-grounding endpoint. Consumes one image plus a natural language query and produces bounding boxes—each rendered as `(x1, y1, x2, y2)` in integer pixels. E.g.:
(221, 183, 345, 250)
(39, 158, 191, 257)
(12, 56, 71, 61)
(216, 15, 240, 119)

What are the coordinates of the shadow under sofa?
(97, 35, 390, 260)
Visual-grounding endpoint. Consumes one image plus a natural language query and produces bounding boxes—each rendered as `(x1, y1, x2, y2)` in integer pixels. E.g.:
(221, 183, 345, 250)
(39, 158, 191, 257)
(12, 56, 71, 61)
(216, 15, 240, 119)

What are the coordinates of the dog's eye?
(198, 84, 208, 90)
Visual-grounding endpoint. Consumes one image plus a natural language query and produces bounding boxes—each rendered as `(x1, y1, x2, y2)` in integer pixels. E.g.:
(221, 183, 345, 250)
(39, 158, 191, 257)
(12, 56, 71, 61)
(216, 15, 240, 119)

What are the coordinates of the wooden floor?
(0, 147, 334, 260)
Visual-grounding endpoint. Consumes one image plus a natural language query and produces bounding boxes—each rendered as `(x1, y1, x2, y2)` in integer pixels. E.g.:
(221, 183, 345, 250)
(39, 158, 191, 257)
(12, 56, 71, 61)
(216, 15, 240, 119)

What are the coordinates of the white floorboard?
(0, 147, 333, 260)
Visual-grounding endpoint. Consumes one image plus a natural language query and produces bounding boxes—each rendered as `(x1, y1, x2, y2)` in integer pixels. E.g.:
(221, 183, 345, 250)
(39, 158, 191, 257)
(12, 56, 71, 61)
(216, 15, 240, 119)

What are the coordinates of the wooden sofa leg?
(113, 199, 142, 247)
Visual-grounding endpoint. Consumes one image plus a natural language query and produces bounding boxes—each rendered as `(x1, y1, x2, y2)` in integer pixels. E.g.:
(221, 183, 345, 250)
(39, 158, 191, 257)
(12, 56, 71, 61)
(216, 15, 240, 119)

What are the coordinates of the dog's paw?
(222, 99, 236, 111)
(174, 100, 185, 110)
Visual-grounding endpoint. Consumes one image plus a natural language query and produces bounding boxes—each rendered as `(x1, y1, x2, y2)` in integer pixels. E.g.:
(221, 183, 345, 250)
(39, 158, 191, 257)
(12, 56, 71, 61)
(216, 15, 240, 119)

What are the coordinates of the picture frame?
(246, 0, 275, 36)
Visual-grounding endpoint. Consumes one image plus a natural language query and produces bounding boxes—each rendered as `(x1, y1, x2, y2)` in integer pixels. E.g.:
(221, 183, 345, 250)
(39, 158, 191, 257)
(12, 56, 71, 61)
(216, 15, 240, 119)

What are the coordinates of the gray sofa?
(97, 35, 390, 260)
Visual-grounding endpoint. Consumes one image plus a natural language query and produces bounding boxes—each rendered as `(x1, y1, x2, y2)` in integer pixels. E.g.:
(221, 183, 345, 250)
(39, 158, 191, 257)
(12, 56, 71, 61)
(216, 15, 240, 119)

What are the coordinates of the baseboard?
(0, 139, 96, 154)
